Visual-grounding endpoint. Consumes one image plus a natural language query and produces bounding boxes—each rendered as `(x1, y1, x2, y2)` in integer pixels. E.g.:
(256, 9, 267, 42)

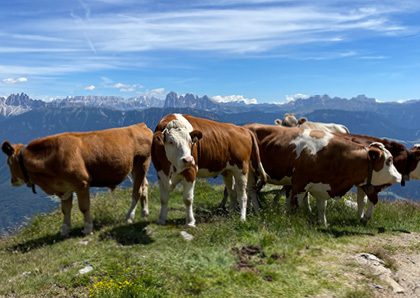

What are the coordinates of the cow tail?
(249, 130, 267, 191)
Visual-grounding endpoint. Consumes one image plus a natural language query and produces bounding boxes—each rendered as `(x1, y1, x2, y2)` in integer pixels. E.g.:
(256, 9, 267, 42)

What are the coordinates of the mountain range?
(1, 92, 420, 235)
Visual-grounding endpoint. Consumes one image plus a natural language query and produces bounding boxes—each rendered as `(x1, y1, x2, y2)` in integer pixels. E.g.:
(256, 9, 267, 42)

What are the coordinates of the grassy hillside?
(1, 181, 420, 297)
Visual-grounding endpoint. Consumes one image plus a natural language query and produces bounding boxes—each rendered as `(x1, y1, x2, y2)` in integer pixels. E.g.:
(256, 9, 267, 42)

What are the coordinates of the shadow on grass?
(6, 231, 75, 254)
(319, 227, 376, 238)
(99, 221, 154, 246)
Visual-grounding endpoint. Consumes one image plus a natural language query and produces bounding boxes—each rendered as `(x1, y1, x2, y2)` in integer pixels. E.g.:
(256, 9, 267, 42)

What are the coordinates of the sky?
(1, 0, 420, 104)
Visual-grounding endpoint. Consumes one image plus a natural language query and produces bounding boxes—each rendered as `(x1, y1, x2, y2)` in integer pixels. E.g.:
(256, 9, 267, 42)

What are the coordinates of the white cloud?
(109, 83, 130, 88)
(139, 88, 166, 98)
(120, 87, 135, 92)
(285, 94, 309, 102)
(213, 95, 258, 104)
(85, 85, 95, 90)
(2, 77, 28, 84)
(105, 83, 144, 92)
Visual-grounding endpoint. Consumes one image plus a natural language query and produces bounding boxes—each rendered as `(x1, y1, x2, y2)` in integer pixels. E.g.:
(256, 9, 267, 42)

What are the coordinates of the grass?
(1, 180, 420, 297)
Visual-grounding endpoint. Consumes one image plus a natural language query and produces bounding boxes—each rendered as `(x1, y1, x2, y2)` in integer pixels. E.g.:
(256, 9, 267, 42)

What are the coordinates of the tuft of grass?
(1, 180, 420, 297)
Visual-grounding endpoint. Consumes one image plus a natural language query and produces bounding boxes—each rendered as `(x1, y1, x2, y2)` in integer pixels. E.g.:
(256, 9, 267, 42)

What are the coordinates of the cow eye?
(387, 157, 393, 166)
(169, 141, 174, 145)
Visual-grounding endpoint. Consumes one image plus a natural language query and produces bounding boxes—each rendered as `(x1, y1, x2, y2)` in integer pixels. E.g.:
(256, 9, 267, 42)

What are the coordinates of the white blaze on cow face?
(164, 127, 195, 170)
(290, 129, 333, 159)
(370, 143, 401, 185)
(162, 118, 196, 171)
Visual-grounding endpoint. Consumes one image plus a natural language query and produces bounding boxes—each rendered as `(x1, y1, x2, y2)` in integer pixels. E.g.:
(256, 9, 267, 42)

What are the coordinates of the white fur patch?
(290, 129, 333, 159)
(174, 114, 193, 132)
(304, 182, 331, 200)
(370, 147, 401, 185)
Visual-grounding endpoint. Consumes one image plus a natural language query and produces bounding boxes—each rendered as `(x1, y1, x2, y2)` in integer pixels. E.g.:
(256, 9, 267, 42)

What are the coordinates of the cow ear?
(368, 147, 381, 161)
(1, 141, 14, 156)
(298, 117, 307, 125)
(190, 130, 203, 144)
(153, 131, 165, 145)
(274, 119, 282, 125)
(412, 147, 420, 161)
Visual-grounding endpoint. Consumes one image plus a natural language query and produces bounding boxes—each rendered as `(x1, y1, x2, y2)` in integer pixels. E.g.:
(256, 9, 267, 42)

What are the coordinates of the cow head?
(275, 113, 307, 128)
(154, 120, 203, 171)
(368, 142, 401, 186)
(409, 144, 420, 180)
(1, 141, 26, 187)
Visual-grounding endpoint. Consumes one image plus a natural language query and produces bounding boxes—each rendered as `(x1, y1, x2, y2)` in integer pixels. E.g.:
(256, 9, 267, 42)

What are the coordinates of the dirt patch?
(231, 245, 285, 280)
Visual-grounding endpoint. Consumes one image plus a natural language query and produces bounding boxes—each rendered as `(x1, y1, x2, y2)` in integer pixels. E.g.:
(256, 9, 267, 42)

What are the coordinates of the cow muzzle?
(12, 177, 25, 187)
(181, 156, 195, 168)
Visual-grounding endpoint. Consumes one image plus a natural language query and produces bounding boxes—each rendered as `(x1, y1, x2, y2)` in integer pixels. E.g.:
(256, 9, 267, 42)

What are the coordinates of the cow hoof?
(141, 210, 149, 219)
(60, 231, 70, 238)
(185, 223, 196, 228)
(61, 224, 71, 237)
(360, 217, 370, 225)
(156, 219, 166, 225)
(126, 218, 134, 225)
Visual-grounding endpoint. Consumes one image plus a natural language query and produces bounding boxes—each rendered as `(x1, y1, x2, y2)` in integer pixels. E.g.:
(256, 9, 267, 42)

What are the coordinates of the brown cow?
(152, 114, 267, 227)
(332, 132, 420, 223)
(244, 124, 401, 225)
(275, 113, 349, 133)
(1, 124, 152, 236)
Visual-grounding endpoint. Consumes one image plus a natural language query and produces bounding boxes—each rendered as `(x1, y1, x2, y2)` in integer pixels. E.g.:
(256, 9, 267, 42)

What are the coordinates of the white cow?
(275, 113, 349, 134)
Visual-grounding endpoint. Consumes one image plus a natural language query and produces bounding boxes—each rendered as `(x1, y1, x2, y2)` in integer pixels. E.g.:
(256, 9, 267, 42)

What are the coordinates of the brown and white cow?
(275, 113, 349, 133)
(1, 124, 153, 236)
(152, 114, 267, 227)
(333, 132, 420, 223)
(244, 124, 401, 225)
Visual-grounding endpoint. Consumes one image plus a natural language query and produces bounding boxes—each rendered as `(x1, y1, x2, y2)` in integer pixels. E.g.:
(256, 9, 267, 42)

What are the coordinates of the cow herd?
(2, 113, 420, 236)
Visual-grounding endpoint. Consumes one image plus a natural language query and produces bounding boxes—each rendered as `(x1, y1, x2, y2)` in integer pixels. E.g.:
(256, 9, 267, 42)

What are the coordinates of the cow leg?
(183, 180, 196, 228)
(316, 198, 328, 226)
(126, 175, 149, 224)
(246, 171, 262, 214)
(76, 188, 93, 235)
(234, 173, 248, 221)
(362, 201, 375, 224)
(156, 173, 182, 225)
(297, 192, 311, 213)
(156, 179, 170, 226)
(356, 187, 367, 221)
(221, 173, 237, 211)
(60, 192, 73, 237)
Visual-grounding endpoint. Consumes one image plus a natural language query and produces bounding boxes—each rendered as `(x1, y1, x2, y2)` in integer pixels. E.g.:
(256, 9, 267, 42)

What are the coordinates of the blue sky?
(1, 0, 420, 104)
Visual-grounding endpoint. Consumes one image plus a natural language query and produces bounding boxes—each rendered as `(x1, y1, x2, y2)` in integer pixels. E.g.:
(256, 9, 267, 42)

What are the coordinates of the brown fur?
(2, 123, 153, 236)
(153, 114, 266, 184)
(333, 132, 420, 177)
(244, 123, 387, 202)
(151, 114, 267, 226)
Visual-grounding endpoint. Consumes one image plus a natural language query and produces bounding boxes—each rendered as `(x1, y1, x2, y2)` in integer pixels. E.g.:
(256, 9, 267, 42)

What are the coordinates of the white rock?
(180, 231, 194, 241)
(77, 265, 93, 275)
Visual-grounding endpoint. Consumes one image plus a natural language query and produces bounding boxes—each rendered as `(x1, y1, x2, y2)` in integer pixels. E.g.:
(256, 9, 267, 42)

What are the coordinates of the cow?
(332, 133, 420, 223)
(151, 114, 267, 227)
(275, 113, 349, 134)
(1, 123, 153, 237)
(243, 124, 401, 225)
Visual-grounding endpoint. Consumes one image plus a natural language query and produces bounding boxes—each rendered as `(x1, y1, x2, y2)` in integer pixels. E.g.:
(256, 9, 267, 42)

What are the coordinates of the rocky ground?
(323, 232, 420, 297)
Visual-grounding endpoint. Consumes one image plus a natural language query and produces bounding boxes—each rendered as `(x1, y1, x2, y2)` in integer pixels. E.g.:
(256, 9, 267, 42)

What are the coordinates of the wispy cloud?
(4, 1, 418, 56)
(84, 85, 95, 90)
(2, 77, 28, 84)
